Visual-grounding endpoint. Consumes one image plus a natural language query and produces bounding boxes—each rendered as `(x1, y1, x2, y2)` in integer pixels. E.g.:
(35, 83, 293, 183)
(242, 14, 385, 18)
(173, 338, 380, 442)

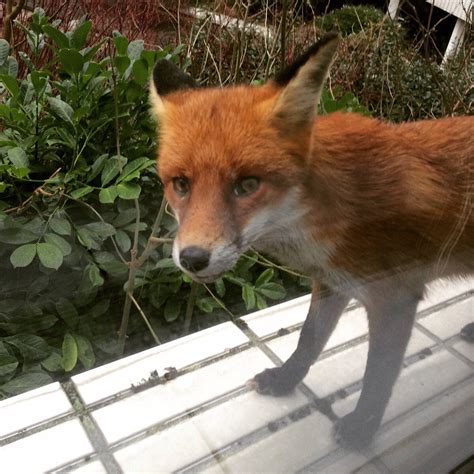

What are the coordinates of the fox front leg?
(335, 289, 421, 449)
(253, 283, 349, 396)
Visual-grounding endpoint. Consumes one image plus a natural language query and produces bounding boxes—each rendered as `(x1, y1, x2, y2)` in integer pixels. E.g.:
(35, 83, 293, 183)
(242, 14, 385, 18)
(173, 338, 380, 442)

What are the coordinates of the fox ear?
(149, 59, 197, 118)
(270, 33, 339, 131)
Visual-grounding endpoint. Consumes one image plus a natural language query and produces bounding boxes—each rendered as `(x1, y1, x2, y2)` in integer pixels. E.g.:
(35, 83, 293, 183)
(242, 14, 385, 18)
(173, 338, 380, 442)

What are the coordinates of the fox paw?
(334, 411, 380, 450)
(250, 367, 298, 396)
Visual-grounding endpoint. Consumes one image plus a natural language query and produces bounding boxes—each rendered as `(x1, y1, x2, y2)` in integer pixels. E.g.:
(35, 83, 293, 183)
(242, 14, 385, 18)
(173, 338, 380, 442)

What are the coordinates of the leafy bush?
(332, 18, 472, 121)
(314, 5, 384, 36)
(0, 8, 179, 396)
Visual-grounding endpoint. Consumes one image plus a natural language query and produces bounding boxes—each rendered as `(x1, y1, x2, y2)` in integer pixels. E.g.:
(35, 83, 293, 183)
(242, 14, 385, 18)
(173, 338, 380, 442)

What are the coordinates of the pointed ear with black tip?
(149, 59, 197, 119)
(269, 33, 339, 132)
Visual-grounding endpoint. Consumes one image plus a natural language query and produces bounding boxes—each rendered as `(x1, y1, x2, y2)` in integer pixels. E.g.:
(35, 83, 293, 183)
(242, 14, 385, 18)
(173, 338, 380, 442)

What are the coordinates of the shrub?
(331, 18, 473, 121)
(0, 8, 178, 396)
(314, 5, 384, 36)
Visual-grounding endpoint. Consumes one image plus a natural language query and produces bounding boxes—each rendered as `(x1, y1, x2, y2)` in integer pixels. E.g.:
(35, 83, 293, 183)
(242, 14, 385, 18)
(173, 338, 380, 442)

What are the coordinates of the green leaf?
(196, 297, 217, 313)
(90, 299, 109, 318)
(125, 81, 142, 102)
(96, 257, 127, 277)
(0, 39, 9, 66)
(127, 40, 144, 60)
(0, 312, 18, 333)
(75, 334, 95, 369)
(6, 57, 18, 78)
(85, 264, 104, 287)
(123, 222, 148, 232)
(115, 229, 131, 253)
(99, 186, 118, 204)
(256, 268, 275, 287)
(31, 70, 48, 95)
(257, 282, 286, 300)
(43, 25, 70, 48)
(132, 58, 149, 85)
(0, 341, 10, 355)
(41, 352, 63, 372)
(44, 233, 71, 256)
(0, 354, 18, 377)
(256, 293, 268, 310)
(0, 228, 37, 244)
(48, 96, 74, 125)
(56, 298, 79, 328)
(70, 185, 93, 199)
(37, 242, 63, 269)
(112, 208, 137, 227)
(101, 155, 127, 186)
(1, 372, 53, 395)
(58, 49, 85, 75)
(117, 157, 155, 183)
(10, 243, 37, 268)
(84, 222, 116, 239)
(0, 74, 19, 97)
(8, 147, 29, 168)
(117, 182, 141, 200)
(32, 313, 58, 331)
(114, 55, 130, 75)
(61, 333, 78, 372)
(215, 278, 226, 298)
(7, 167, 29, 179)
(113, 33, 128, 55)
(242, 285, 256, 310)
(49, 216, 71, 235)
(5, 335, 51, 361)
(155, 258, 176, 269)
(89, 154, 108, 181)
(0, 103, 11, 120)
(77, 227, 95, 249)
(141, 49, 158, 68)
(71, 20, 92, 49)
(164, 300, 182, 322)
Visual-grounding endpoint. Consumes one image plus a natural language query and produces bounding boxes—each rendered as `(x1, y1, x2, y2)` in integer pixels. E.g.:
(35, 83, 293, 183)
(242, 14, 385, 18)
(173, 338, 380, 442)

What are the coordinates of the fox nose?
(179, 246, 210, 273)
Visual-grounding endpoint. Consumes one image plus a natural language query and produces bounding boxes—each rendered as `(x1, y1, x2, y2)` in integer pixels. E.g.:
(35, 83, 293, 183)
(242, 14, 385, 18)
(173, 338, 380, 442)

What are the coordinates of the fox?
(149, 33, 473, 448)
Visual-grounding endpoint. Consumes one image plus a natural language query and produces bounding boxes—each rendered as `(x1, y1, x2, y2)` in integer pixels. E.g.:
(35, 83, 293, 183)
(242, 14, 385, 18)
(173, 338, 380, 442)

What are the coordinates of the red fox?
(150, 33, 473, 448)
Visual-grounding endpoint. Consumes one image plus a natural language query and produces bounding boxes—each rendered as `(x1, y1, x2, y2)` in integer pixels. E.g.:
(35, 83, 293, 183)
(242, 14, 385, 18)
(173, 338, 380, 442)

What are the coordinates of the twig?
(128, 292, 161, 345)
(247, 250, 308, 279)
(118, 195, 169, 354)
(183, 281, 199, 335)
(203, 283, 236, 321)
(3, 0, 26, 45)
(281, 0, 288, 66)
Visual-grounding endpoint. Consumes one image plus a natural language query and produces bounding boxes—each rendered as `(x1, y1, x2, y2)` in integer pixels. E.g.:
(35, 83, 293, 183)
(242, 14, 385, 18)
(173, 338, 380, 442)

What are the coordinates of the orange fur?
(156, 86, 473, 289)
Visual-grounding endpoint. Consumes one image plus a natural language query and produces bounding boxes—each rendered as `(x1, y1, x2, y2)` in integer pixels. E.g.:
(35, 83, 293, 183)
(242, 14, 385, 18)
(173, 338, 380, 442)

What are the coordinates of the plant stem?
(128, 292, 161, 345)
(203, 283, 236, 321)
(281, 0, 288, 66)
(183, 281, 198, 335)
(117, 195, 168, 354)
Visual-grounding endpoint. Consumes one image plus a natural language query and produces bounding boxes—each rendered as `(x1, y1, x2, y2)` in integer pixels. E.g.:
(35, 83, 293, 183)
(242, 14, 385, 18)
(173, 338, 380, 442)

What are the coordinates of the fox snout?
(172, 237, 242, 282)
(178, 246, 210, 273)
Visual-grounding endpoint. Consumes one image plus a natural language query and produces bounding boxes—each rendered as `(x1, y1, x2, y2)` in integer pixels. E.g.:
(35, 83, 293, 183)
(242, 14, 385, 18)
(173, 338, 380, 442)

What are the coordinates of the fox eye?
(233, 177, 260, 196)
(172, 176, 189, 196)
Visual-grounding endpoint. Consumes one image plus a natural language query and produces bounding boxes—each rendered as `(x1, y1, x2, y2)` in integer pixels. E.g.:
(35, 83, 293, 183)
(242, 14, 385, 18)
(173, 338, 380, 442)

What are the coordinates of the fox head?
(150, 34, 339, 282)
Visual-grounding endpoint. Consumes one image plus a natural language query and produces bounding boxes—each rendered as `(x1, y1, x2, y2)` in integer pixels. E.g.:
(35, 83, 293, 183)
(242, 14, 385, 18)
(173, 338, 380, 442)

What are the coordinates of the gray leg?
(253, 283, 350, 396)
(336, 290, 421, 448)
